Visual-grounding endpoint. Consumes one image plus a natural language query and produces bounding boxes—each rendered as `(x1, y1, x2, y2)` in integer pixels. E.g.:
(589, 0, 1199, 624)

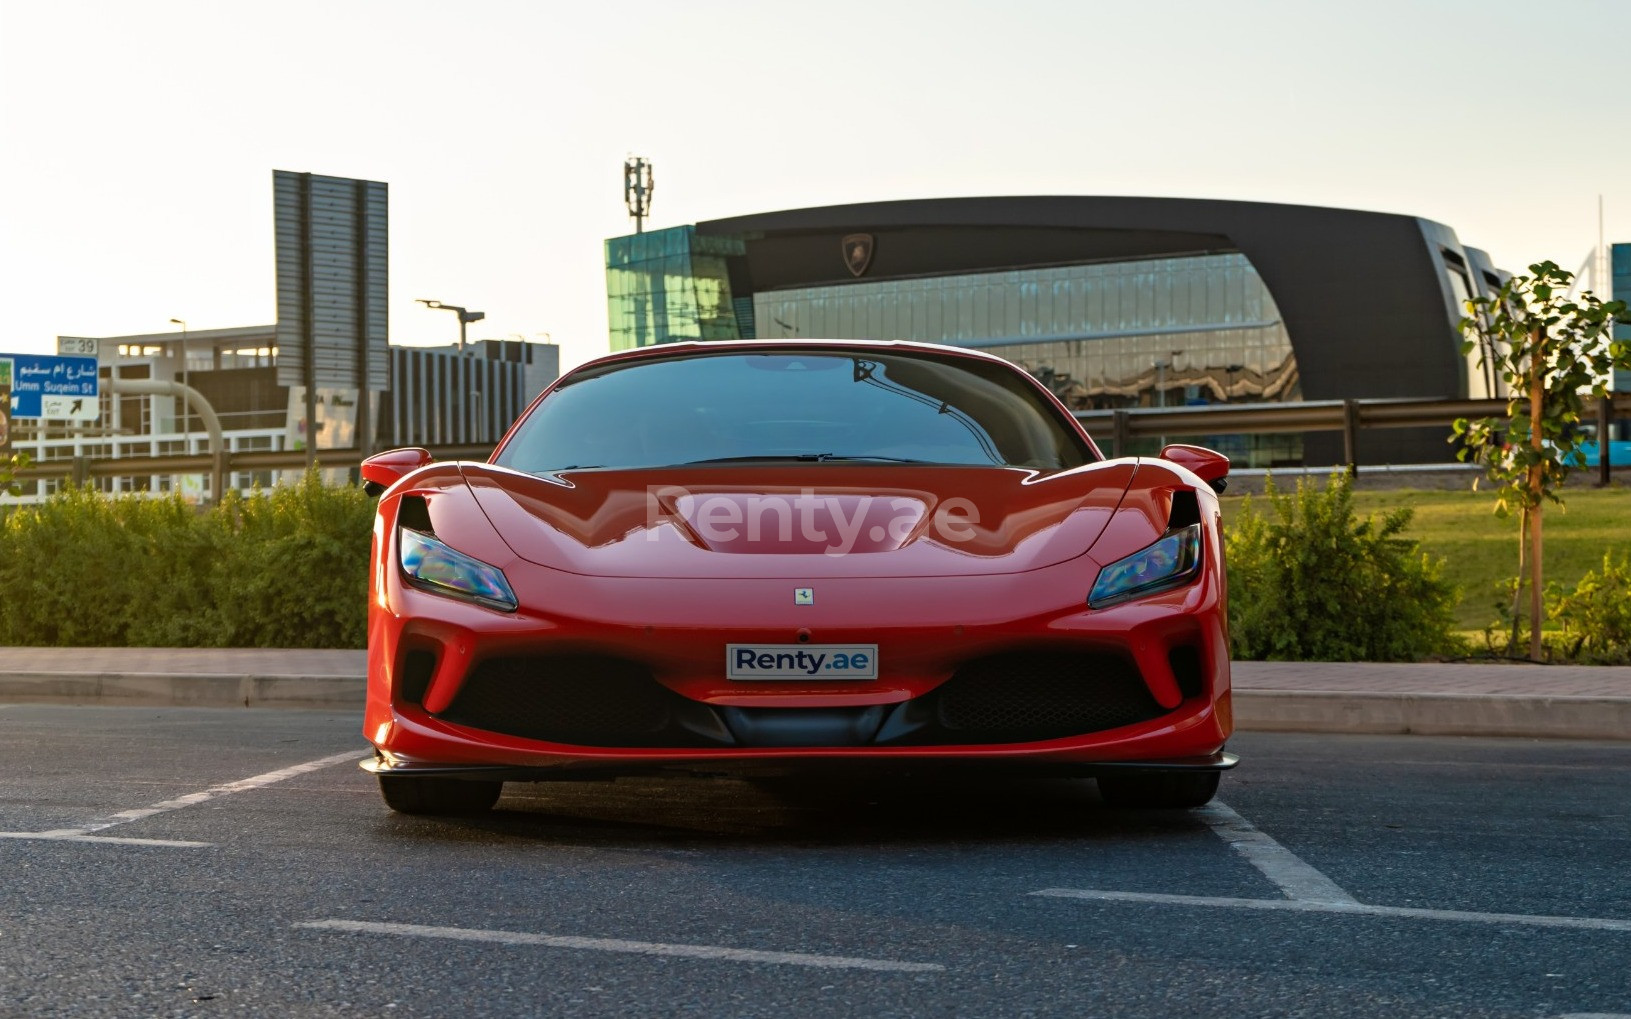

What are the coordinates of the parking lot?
(2, 704, 1629, 1018)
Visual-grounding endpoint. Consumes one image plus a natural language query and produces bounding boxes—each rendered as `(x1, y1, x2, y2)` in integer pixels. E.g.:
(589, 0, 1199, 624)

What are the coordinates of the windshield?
(495, 349, 1094, 473)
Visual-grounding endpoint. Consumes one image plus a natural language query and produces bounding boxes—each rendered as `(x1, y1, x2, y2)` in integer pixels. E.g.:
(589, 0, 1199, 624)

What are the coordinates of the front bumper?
(364, 549, 1233, 772)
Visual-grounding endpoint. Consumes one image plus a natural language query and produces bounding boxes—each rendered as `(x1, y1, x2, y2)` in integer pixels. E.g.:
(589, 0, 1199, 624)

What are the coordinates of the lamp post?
(1154, 349, 1183, 448)
(418, 300, 486, 442)
(169, 318, 188, 491)
(416, 299, 485, 354)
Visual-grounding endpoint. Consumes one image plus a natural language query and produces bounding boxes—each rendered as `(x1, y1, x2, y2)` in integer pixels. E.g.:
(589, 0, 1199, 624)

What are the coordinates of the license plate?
(726, 644, 879, 681)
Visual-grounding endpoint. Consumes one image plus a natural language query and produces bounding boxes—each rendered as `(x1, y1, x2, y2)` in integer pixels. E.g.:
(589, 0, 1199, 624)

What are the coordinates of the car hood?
(461, 461, 1143, 579)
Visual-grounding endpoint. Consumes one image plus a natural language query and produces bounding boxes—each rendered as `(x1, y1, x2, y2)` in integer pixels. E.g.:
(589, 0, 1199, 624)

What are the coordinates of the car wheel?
(1096, 771, 1219, 809)
(378, 775, 503, 815)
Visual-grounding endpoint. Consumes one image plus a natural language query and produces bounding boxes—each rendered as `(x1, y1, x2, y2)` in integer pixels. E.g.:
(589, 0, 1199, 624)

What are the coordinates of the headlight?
(398, 529, 518, 612)
(1088, 523, 1203, 608)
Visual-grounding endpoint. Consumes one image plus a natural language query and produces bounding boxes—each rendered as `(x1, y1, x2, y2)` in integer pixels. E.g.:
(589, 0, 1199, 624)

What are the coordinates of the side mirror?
(1159, 443, 1230, 494)
(360, 447, 433, 497)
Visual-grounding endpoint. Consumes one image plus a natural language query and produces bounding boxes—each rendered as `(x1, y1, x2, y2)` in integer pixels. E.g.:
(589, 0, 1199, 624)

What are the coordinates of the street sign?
(57, 337, 99, 357)
(2, 353, 100, 421)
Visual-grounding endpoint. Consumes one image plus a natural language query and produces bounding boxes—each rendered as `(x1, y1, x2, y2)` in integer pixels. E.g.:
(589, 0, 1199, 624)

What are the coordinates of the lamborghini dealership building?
(605, 197, 1510, 465)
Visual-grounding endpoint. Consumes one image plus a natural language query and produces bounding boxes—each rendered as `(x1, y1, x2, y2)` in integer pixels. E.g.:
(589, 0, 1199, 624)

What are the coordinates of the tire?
(378, 775, 503, 815)
(1096, 770, 1220, 810)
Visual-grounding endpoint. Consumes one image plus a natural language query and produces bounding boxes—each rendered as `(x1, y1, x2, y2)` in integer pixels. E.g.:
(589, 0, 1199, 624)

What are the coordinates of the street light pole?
(1154, 349, 1183, 448)
(416, 299, 485, 355)
(169, 318, 188, 491)
(417, 300, 486, 441)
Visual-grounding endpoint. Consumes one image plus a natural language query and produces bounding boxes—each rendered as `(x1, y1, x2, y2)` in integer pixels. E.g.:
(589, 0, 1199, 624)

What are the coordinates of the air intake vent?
(928, 652, 1166, 743)
(398, 495, 433, 533)
(436, 656, 716, 747)
(1168, 489, 1201, 529)
(398, 650, 436, 706)
(1167, 644, 1205, 699)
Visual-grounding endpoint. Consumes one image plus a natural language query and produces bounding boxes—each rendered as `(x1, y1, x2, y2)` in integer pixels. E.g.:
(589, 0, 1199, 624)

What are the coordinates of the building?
(1616, 242, 1631, 402)
(4, 167, 563, 503)
(4, 328, 558, 503)
(606, 197, 1511, 464)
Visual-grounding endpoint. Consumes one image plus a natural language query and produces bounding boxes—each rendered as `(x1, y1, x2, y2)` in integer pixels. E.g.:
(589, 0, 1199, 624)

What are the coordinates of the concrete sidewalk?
(1, 647, 1629, 740)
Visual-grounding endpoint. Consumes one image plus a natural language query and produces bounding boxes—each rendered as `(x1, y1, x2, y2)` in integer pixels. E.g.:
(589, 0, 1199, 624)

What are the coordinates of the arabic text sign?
(3, 353, 100, 420)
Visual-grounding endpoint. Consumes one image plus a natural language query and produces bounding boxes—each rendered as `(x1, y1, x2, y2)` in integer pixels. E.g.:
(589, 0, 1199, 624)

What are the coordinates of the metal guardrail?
(7, 394, 1628, 500)
(10, 444, 495, 496)
(1075, 394, 1631, 480)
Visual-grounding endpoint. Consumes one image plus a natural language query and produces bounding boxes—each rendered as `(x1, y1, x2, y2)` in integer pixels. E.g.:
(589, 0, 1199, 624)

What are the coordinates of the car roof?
(498, 337, 1103, 463)
(568, 338, 1020, 375)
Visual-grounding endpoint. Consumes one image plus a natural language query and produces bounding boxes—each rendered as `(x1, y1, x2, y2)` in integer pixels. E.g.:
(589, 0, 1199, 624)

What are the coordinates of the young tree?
(1451, 261, 1630, 660)
(0, 451, 30, 497)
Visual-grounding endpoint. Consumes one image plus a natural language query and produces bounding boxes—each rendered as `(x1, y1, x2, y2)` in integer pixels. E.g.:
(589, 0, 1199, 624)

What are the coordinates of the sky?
(2, 0, 1628, 375)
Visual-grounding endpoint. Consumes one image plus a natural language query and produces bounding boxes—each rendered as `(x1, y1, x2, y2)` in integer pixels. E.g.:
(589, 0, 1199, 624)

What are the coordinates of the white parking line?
(0, 749, 361, 848)
(1031, 888, 1631, 933)
(0, 832, 214, 848)
(1038, 799, 1631, 935)
(298, 919, 946, 973)
(33, 750, 361, 837)
(1194, 801, 1357, 904)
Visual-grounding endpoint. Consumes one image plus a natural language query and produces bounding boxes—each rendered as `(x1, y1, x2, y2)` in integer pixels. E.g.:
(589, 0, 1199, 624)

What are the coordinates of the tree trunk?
(1510, 507, 1525, 653)
(1529, 499, 1543, 660)
(1528, 325, 1545, 662)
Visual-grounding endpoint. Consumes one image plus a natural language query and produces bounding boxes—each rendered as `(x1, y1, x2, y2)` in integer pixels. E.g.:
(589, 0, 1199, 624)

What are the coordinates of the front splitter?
(360, 750, 1239, 783)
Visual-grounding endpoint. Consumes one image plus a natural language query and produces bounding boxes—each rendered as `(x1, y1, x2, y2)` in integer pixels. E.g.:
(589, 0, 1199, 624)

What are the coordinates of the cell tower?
(624, 157, 654, 234)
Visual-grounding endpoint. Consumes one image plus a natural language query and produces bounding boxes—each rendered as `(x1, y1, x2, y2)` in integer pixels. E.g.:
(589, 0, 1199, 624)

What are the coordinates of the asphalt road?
(1, 705, 1629, 1018)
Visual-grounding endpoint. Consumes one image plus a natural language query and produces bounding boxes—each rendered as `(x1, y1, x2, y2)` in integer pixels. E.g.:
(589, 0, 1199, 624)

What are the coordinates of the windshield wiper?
(680, 453, 932, 465)
(805, 453, 932, 463)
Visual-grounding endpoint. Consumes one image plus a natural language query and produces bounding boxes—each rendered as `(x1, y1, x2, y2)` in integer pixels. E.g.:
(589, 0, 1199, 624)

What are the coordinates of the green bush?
(1549, 551, 1631, 664)
(1225, 472, 1461, 661)
(0, 469, 372, 648)
(212, 474, 374, 648)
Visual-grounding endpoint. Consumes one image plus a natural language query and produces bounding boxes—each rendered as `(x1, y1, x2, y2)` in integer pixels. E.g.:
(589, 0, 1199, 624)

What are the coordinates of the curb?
(2, 673, 1629, 741)
(1232, 690, 1631, 741)
(0, 673, 363, 710)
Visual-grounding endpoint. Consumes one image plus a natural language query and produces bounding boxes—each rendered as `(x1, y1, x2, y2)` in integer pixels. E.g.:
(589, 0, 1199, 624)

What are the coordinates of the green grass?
(1220, 486, 1631, 633)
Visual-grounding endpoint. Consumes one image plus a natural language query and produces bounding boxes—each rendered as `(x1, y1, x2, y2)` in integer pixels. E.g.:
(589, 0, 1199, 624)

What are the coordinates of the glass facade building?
(603, 196, 1498, 465)
(1615, 242, 1630, 395)
(605, 238, 1304, 463)
(605, 239, 1296, 409)
(753, 253, 1297, 411)
(605, 226, 747, 351)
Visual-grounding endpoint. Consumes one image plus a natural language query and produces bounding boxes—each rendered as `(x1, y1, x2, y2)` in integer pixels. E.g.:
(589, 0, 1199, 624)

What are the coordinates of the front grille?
(438, 656, 700, 746)
(432, 651, 1172, 750)
(926, 652, 1166, 743)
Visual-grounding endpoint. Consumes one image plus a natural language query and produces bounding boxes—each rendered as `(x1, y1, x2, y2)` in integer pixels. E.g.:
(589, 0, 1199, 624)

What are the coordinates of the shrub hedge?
(1224, 472, 1462, 661)
(1549, 551, 1631, 664)
(0, 470, 372, 648)
(1, 468, 1624, 662)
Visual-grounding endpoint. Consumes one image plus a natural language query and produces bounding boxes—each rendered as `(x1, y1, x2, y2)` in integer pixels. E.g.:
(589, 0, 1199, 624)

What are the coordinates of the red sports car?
(359, 340, 1236, 814)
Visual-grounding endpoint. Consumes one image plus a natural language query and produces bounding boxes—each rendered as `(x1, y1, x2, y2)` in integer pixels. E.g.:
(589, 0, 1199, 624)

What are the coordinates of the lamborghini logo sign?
(842, 234, 874, 277)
